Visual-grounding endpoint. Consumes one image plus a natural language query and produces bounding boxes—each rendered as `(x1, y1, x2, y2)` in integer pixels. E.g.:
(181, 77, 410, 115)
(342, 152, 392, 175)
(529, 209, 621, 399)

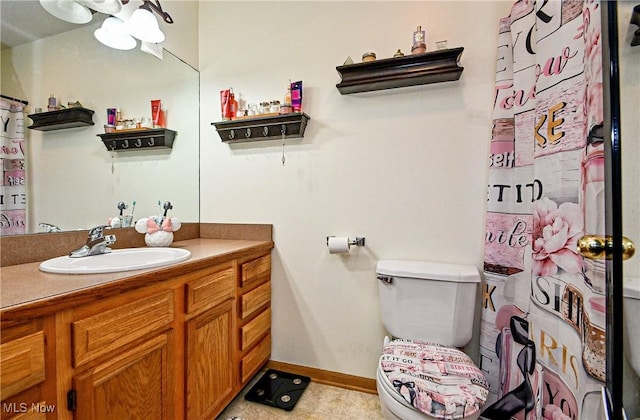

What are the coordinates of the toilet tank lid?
(376, 260, 481, 283)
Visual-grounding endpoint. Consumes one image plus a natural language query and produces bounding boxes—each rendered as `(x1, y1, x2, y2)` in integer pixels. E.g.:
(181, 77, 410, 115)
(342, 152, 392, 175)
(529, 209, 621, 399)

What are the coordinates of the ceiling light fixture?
(39, 0, 93, 24)
(79, 0, 123, 15)
(94, 16, 136, 50)
(123, 0, 173, 44)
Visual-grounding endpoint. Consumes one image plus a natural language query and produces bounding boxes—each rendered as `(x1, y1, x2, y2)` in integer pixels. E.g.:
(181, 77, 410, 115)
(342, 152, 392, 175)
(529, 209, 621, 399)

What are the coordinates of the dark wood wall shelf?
(98, 128, 177, 151)
(212, 113, 310, 144)
(27, 107, 95, 131)
(335, 47, 464, 94)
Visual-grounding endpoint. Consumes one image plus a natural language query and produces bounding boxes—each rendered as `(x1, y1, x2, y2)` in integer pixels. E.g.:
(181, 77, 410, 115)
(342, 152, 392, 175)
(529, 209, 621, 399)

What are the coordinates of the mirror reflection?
(1, 10, 199, 236)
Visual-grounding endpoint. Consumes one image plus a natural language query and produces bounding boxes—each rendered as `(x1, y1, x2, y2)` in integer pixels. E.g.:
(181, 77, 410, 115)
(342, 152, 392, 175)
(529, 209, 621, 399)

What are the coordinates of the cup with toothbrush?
(135, 200, 181, 247)
(123, 201, 135, 227)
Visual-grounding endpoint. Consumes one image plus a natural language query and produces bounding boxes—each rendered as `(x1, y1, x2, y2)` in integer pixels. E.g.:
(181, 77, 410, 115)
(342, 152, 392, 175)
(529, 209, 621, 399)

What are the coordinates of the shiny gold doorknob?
(577, 235, 636, 260)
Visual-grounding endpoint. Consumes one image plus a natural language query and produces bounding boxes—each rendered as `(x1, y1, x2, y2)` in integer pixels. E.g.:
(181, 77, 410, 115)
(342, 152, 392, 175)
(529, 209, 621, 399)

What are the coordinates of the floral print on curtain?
(479, 1, 605, 419)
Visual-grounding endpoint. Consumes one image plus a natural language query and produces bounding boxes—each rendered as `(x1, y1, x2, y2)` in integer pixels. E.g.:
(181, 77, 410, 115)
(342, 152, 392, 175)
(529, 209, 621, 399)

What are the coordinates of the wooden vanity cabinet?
(1, 249, 273, 420)
(66, 287, 176, 420)
(0, 319, 54, 420)
(236, 254, 272, 388)
(183, 262, 236, 420)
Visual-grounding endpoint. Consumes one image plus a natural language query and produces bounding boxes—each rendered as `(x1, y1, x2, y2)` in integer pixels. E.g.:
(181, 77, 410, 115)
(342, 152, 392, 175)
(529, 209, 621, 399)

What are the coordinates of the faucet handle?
(87, 225, 108, 240)
(104, 235, 117, 246)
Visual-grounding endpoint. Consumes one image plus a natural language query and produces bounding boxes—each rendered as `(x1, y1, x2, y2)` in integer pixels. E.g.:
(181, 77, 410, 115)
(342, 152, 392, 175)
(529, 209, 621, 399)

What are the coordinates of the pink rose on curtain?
(532, 197, 584, 276)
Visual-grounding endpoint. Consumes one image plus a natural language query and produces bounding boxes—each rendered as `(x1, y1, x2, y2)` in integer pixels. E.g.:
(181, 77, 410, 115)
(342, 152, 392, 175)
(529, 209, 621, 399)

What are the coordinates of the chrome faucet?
(39, 222, 61, 233)
(69, 225, 117, 258)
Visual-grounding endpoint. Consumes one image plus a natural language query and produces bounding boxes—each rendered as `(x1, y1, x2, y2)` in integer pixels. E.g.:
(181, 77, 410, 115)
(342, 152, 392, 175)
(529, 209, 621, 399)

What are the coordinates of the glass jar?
(259, 102, 270, 114)
(270, 100, 281, 114)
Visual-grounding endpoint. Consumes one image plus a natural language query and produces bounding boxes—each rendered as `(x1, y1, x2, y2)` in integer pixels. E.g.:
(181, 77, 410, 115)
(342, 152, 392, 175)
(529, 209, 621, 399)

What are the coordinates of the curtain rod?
(0, 94, 29, 106)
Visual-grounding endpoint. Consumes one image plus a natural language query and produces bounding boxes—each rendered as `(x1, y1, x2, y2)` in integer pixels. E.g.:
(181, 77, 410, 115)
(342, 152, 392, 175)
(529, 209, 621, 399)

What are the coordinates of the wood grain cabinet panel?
(73, 333, 174, 420)
(240, 282, 271, 320)
(72, 290, 174, 367)
(240, 255, 270, 287)
(241, 334, 271, 384)
(0, 331, 45, 400)
(240, 308, 271, 351)
(186, 301, 234, 420)
(185, 264, 235, 315)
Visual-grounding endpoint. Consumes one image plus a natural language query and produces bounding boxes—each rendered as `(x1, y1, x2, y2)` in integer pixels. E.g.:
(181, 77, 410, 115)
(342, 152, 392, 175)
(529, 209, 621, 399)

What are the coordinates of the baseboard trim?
(266, 360, 378, 395)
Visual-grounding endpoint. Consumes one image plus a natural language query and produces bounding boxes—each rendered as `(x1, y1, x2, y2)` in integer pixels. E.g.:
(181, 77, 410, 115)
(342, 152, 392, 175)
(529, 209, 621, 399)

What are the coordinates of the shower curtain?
(0, 98, 27, 235)
(480, 1, 605, 419)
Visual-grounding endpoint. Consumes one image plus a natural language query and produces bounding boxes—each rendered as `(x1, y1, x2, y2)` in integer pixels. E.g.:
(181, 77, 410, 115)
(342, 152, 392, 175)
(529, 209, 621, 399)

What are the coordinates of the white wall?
(199, 1, 512, 379)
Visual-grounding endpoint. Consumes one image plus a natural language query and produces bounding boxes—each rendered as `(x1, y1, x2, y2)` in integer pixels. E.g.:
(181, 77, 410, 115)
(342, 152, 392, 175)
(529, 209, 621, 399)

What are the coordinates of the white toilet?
(624, 276, 640, 378)
(376, 260, 489, 420)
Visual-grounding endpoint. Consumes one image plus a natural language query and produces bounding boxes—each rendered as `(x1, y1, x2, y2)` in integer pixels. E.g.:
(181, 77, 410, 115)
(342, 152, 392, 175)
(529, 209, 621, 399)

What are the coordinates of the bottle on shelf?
(229, 88, 238, 119)
(281, 80, 293, 114)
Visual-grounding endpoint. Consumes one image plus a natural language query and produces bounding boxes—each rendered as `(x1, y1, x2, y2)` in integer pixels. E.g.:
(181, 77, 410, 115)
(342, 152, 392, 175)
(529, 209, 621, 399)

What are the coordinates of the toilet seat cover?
(379, 339, 489, 420)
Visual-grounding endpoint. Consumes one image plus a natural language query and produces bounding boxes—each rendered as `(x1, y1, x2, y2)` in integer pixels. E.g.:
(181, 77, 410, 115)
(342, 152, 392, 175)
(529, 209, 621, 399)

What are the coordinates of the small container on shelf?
(362, 52, 376, 62)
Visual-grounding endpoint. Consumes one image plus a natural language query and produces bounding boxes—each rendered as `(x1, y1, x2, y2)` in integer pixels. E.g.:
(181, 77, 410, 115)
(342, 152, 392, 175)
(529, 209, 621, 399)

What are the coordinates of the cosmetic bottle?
(220, 89, 231, 120)
(284, 80, 292, 107)
(229, 88, 238, 119)
(412, 25, 426, 54)
(291, 81, 303, 113)
(151, 100, 161, 127)
(47, 94, 58, 111)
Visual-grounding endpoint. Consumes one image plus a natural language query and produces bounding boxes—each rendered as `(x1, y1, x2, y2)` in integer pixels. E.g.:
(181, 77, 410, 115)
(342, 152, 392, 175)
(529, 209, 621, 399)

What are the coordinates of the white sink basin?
(39, 248, 191, 274)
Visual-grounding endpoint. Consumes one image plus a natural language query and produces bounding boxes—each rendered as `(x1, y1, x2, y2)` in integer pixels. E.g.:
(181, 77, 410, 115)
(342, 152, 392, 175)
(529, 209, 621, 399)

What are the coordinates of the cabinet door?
(185, 300, 234, 420)
(73, 332, 174, 420)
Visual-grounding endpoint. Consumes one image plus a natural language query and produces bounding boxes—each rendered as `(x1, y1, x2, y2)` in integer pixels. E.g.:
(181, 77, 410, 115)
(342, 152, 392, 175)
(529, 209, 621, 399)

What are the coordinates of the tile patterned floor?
(217, 378, 384, 420)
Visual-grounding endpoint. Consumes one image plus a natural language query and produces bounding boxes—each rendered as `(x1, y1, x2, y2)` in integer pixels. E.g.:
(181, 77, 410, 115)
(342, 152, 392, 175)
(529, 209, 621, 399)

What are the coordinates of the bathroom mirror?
(0, 3, 199, 235)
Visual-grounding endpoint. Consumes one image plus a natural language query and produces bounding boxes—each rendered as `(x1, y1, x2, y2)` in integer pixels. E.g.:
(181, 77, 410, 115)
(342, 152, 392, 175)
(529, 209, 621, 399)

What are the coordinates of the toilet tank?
(377, 260, 481, 348)
(623, 277, 640, 378)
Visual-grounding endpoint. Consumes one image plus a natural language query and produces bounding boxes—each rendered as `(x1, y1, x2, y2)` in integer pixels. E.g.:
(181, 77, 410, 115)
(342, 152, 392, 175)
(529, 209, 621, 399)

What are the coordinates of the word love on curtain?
(480, 1, 605, 419)
(0, 98, 27, 235)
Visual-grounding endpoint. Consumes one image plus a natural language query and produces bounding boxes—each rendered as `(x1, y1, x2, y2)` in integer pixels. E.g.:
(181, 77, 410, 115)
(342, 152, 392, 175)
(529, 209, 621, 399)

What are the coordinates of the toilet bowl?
(376, 339, 487, 420)
(376, 260, 488, 420)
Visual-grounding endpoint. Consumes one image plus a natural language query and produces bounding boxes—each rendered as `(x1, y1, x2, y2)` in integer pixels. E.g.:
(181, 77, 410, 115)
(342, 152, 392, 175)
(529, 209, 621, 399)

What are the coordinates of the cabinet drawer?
(240, 308, 271, 351)
(0, 331, 45, 400)
(240, 282, 270, 319)
(72, 290, 174, 367)
(241, 255, 270, 287)
(241, 334, 271, 384)
(185, 265, 235, 315)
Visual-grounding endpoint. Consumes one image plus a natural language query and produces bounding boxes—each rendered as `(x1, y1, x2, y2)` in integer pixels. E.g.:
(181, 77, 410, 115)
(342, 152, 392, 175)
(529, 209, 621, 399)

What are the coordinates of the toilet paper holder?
(326, 236, 366, 247)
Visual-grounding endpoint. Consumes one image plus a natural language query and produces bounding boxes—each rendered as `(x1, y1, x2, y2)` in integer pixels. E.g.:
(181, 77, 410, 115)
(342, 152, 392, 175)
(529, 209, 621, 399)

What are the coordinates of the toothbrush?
(130, 201, 136, 218)
(163, 201, 173, 217)
(117, 201, 127, 216)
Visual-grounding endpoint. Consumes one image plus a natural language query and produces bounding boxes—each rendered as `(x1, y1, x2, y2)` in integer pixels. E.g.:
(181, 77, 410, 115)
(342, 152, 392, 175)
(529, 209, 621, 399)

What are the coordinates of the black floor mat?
(244, 369, 310, 411)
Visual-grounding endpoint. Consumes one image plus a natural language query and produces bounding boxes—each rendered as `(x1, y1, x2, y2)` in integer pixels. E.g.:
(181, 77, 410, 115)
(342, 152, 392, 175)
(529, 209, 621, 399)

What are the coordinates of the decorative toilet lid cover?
(379, 339, 489, 420)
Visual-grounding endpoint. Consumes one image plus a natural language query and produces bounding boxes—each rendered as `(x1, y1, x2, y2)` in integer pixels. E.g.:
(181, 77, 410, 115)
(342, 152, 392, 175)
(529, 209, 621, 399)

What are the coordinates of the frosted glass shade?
(39, 0, 92, 24)
(124, 8, 165, 44)
(94, 17, 136, 50)
(79, 0, 122, 15)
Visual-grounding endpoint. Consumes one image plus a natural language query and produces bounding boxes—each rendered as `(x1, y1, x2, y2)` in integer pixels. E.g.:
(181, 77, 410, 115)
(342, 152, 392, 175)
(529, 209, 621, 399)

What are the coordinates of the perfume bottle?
(412, 26, 426, 54)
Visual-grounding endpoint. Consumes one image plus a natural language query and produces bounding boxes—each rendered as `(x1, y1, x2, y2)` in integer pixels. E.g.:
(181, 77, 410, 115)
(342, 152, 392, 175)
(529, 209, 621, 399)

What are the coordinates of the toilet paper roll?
(328, 237, 350, 254)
